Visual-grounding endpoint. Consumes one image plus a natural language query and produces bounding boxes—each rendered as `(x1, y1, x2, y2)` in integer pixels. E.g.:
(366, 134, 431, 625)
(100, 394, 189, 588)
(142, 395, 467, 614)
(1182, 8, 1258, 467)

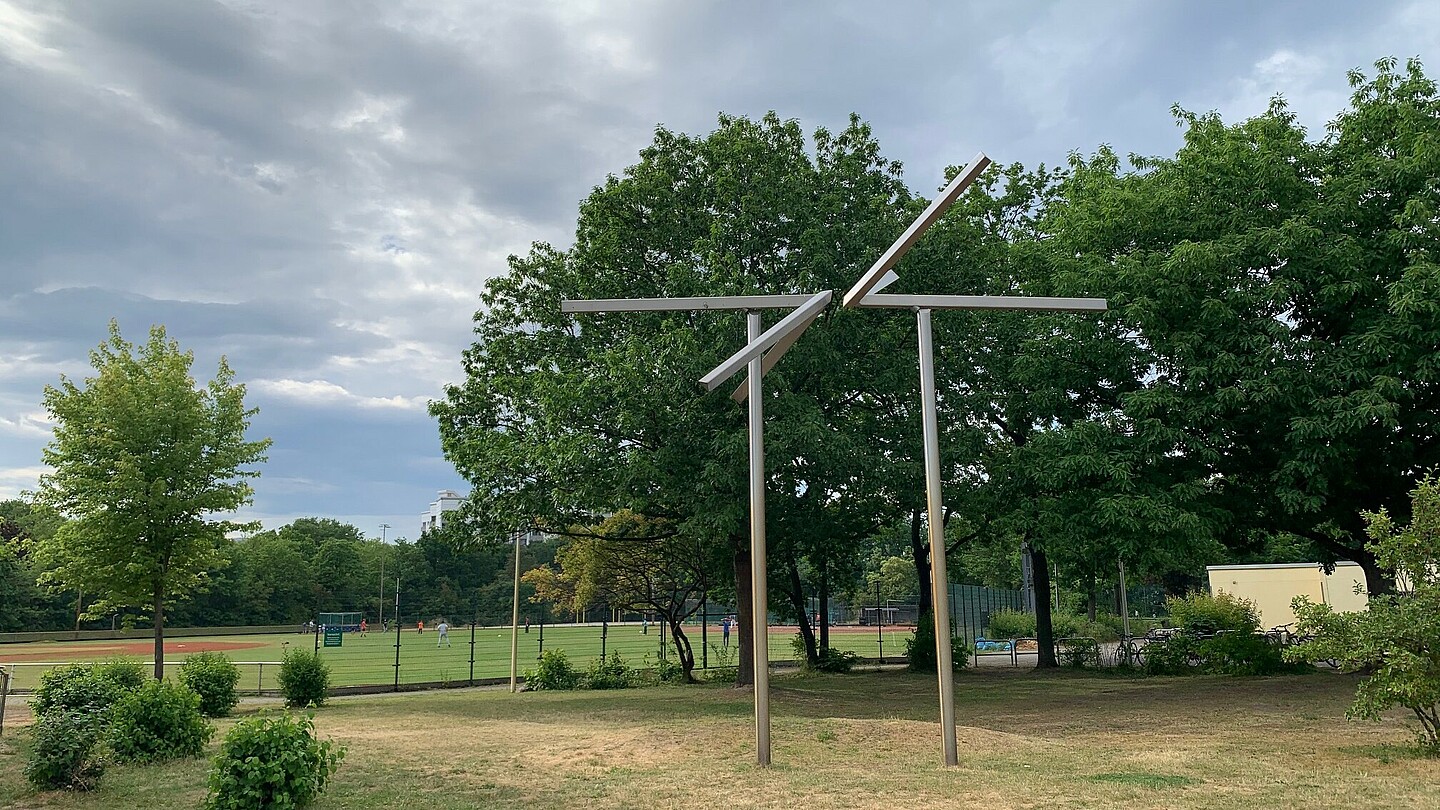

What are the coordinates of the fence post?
(393, 577, 401, 692)
(257, 663, 263, 696)
(876, 580, 884, 665)
(701, 596, 708, 670)
(0, 666, 9, 737)
(469, 619, 477, 687)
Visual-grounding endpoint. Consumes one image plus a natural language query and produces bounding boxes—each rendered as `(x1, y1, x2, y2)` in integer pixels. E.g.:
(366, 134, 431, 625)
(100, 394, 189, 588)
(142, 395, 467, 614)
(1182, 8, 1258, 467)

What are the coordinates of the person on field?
(359, 618, 368, 636)
(642, 615, 649, 634)
(721, 615, 731, 649)
(437, 619, 451, 648)
(417, 619, 424, 635)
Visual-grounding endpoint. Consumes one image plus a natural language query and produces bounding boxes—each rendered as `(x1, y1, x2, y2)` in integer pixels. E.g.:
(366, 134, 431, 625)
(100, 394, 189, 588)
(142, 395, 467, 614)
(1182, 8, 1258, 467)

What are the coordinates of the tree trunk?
(731, 532, 754, 686)
(818, 564, 830, 652)
(908, 509, 932, 618)
(784, 551, 818, 665)
(152, 580, 165, 680)
(668, 616, 697, 683)
(1087, 573, 1097, 622)
(1032, 547, 1057, 668)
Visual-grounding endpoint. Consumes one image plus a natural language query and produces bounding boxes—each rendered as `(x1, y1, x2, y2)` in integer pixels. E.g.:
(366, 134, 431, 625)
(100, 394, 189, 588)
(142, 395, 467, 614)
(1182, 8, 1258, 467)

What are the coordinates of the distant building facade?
(420, 489, 465, 535)
(419, 488, 547, 545)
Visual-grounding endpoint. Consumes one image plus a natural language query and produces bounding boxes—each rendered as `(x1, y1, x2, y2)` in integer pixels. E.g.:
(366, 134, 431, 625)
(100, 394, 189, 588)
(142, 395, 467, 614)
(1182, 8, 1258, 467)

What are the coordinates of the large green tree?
(37, 322, 270, 677)
(1053, 58, 1440, 594)
(433, 112, 912, 685)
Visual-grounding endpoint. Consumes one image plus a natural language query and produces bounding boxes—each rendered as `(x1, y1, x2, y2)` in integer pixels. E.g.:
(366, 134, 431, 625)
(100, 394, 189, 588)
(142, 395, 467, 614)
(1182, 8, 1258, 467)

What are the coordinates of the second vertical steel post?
(748, 311, 771, 766)
(917, 308, 959, 766)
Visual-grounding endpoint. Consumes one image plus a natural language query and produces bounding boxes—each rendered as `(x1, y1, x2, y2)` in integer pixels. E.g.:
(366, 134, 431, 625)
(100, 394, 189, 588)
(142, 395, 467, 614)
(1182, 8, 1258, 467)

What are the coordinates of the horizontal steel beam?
(700, 290, 833, 391)
(843, 153, 992, 308)
(561, 295, 815, 313)
(854, 294, 1107, 312)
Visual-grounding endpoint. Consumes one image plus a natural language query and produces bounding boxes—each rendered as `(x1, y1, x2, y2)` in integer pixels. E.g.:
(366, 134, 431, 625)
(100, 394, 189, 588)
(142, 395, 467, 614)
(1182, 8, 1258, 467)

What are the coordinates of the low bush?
(107, 679, 212, 764)
(31, 663, 136, 720)
(204, 712, 344, 810)
(1166, 591, 1260, 634)
(279, 648, 331, 708)
(652, 654, 685, 684)
(584, 652, 634, 689)
(179, 652, 242, 717)
(986, 608, 1034, 639)
(905, 613, 969, 672)
(812, 646, 862, 673)
(1057, 637, 1102, 668)
(23, 710, 107, 791)
(95, 659, 148, 692)
(1144, 631, 1301, 677)
(526, 649, 580, 690)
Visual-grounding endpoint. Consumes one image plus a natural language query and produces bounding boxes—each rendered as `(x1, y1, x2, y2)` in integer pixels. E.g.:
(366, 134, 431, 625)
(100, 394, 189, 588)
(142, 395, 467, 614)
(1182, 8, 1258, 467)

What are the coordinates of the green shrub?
(1057, 637, 1102, 668)
(204, 712, 344, 810)
(905, 613, 969, 672)
(986, 608, 1035, 639)
(1144, 631, 1299, 677)
(107, 680, 212, 764)
(23, 710, 107, 791)
(95, 659, 148, 692)
(1166, 591, 1260, 634)
(652, 654, 685, 684)
(584, 652, 634, 689)
(279, 648, 331, 708)
(31, 663, 132, 720)
(526, 649, 580, 690)
(179, 652, 242, 717)
(813, 646, 861, 673)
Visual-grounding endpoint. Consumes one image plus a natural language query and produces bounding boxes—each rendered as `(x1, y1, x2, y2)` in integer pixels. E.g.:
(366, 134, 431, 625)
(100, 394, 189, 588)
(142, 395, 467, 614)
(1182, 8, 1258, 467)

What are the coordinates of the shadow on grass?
(1340, 742, 1439, 763)
(1089, 772, 1201, 789)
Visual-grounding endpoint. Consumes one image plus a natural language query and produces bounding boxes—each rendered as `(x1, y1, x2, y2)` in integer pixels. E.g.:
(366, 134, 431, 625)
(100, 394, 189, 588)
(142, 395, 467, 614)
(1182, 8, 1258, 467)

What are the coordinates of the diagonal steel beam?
(699, 291, 832, 391)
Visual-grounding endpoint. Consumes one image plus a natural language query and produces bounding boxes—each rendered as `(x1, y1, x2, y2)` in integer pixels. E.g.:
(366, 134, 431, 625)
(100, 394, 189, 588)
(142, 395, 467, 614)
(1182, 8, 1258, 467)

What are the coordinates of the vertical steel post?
(876, 580, 884, 664)
(0, 666, 9, 737)
(510, 531, 522, 692)
(469, 617, 477, 686)
(701, 595, 708, 670)
(917, 308, 958, 766)
(1118, 560, 1131, 639)
(748, 311, 771, 766)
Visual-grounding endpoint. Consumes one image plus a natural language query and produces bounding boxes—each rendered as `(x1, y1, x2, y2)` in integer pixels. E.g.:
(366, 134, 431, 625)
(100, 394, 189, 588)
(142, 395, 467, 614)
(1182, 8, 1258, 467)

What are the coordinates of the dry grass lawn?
(2, 667, 1436, 808)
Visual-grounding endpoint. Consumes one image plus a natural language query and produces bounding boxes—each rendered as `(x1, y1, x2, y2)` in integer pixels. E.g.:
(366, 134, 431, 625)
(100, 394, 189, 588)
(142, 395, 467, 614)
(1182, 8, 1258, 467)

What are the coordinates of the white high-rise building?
(420, 489, 464, 535)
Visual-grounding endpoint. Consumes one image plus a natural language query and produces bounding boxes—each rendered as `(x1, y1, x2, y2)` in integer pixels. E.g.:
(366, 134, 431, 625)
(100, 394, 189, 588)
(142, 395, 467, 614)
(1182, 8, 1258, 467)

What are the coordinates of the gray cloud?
(2, 0, 1435, 527)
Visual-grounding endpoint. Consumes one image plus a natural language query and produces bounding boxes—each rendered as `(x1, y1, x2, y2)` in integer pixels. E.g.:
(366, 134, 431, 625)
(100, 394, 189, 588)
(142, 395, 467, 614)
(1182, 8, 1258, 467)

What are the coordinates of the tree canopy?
(37, 322, 270, 677)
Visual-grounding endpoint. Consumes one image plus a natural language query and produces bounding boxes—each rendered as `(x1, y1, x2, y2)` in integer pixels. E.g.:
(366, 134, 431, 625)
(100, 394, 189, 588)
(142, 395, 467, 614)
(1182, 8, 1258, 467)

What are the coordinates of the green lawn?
(2, 668, 1436, 809)
(0, 624, 916, 691)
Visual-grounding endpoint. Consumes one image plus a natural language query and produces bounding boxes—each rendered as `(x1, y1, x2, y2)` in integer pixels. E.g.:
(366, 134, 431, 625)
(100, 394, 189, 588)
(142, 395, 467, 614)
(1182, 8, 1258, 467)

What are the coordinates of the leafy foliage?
(526, 649, 580, 690)
(31, 662, 139, 720)
(278, 648, 331, 708)
(584, 652, 635, 690)
(107, 679, 212, 764)
(36, 322, 269, 678)
(204, 712, 344, 810)
(904, 613, 969, 672)
(1166, 592, 1260, 635)
(1144, 632, 1299, 677)
(179, 652, 242, 717)
(1288, 475, 1440, 748)
(23, 710, 107, 791)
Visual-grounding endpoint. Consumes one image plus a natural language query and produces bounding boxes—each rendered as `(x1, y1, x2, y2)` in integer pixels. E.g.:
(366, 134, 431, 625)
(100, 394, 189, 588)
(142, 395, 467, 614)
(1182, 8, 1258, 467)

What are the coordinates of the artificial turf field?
(0, 623, 918, 691)
(3, 667, 1436, 809)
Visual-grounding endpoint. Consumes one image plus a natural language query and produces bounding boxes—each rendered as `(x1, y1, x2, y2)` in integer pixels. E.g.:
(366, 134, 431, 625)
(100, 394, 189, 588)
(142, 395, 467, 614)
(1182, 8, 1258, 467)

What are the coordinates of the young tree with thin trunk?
(38, 322, 269, 679)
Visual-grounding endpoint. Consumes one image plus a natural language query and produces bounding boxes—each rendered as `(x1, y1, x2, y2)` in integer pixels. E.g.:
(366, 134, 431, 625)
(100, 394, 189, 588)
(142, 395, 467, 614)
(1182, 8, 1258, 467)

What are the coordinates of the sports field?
(0, 623, 917, 691)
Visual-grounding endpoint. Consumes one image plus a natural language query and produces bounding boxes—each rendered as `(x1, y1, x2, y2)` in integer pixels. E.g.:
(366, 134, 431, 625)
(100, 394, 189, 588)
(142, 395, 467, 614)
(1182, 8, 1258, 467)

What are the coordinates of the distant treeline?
(1, 502, 563, 631)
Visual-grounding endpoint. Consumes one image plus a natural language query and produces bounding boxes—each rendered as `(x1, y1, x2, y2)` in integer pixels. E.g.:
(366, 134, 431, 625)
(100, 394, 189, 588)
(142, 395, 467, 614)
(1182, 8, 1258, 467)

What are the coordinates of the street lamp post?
(378, 523, 390, 631)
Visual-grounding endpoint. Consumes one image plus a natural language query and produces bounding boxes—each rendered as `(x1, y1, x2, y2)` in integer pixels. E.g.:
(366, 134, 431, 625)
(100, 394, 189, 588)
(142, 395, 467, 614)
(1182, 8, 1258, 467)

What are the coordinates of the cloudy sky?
(2, 1, 1436, 540)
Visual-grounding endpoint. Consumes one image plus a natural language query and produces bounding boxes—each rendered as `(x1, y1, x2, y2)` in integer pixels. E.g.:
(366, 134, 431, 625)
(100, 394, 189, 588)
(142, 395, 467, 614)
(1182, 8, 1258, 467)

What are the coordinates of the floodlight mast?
(842, 151, 1107, 767)
(559, 290, 832, 767)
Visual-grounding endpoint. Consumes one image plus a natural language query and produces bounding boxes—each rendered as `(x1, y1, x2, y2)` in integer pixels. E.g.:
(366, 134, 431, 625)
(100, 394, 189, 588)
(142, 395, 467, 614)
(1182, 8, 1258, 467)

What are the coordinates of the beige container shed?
(1206, 562, 1369, 629)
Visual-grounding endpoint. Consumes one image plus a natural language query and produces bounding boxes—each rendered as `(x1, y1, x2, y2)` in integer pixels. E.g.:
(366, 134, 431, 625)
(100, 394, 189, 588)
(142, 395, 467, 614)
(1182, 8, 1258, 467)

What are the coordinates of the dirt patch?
(0, 639, 266, 662)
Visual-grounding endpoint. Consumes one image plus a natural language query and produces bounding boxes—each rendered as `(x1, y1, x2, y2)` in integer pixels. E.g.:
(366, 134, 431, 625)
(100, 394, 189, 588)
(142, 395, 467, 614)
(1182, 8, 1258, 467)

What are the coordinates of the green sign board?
(323, 627, 343, 647)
